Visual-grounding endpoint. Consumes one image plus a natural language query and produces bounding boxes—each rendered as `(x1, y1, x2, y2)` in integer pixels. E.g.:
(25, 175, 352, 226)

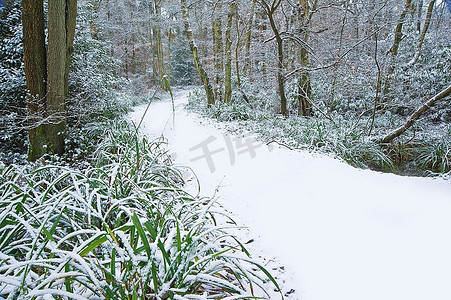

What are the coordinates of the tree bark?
(243, 0, 256, 78)
(381, 84, 451, 143)
(64, 0, 77, 97)
(167, 29, 173, 86)
(416, 0, 423, 33)
(297, 0, 315, 117)
(224, 2, 235, 104)
(23, 0, 76, 159)
(259, 0, 287, 115)
(46, 0, 68, 155)
(148, 2, 158, 84)
(387, 0, 413, 55)
(383, 0, 412, 98)
(212, 7, 224, 102)
(408, 0, 435, 66)
(235, 9, 241, 87)
(181, 0, 215, 106)
(328, 2, 348, 112)
(22, 0, 47, 161)
(155, 0, 165, 89)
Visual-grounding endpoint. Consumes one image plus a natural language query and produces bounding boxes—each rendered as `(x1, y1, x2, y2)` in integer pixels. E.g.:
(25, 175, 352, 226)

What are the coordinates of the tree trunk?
(23, 0, 76, 160)
(234, 4, 242, 88)
(383, 0, 412, 98)
(156, 26, 165, 87)
(46, 0, 69, 155)
(381, 84, 451, 143)
(167, 29, 173, 86)
(387, 0, 412, 55)
(417, 0, 423, 33)
(212, 8, 223, 102)
(328, 1, 348, 112)
(64, 0, 77, 97)
(243, 0, 256, 78)
(260, 0, 287, 115)
(255, 7, 268, 84)
(131, 8, 137, 75)
(155, 1, 165, 89)
(180, 0, 215, 106)
(224, 2, 235, 104)
(297, 0, 315, 117)
(298, 48, 312, 116)
(408, 0, 435, 66)
(149, 2, 158, 84)
(22, 0, 47, 161)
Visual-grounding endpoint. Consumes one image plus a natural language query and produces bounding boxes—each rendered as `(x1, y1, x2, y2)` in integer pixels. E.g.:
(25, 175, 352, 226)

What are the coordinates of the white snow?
(130, 89, 451, 300)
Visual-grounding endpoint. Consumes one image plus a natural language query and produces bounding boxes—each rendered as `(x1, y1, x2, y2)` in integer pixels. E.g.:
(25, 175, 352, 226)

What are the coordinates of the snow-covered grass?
(186, 87, 450, 176)
(186, 89, 394, 172)
(0, 121, 281, 299)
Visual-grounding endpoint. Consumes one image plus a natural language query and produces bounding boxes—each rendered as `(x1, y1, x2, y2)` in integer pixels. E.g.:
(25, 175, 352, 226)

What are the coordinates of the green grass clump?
(0, 121, 280, 299)
(417, 139, 450, 174)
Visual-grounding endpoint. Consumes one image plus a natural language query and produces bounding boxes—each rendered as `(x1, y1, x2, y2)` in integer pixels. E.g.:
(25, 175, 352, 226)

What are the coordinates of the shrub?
(0, 121, 280, 299)
(0, 0, 27, 160)
(67, 0, 127, 126)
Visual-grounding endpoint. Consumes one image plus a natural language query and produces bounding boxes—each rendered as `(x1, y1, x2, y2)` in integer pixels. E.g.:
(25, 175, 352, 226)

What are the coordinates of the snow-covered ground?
(130, 89, 451, 300)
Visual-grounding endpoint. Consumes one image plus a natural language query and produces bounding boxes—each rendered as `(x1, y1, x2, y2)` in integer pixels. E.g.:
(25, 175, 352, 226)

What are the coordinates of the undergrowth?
(0, 120, 281, 299)
(187, 87, 450, 176)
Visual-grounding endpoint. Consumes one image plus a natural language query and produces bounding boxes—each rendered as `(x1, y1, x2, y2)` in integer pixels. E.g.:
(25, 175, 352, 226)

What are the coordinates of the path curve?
(130, 90, 451, 300)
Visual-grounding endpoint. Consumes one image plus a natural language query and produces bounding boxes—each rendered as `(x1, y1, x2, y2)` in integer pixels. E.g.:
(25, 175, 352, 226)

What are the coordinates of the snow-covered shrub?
(0, 121, 280, 299)
(204, 100, 253, 122)
(67, 0, 127, 125)
(0, 0, 27, 160)
(170, 40, 198, 86)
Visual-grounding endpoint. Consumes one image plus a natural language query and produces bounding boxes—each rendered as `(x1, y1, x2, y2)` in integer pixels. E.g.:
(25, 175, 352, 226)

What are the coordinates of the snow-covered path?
(130, 90, 451, 300)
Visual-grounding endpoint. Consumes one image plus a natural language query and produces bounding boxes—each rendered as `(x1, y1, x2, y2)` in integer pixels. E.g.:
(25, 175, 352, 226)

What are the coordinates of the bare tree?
(382, 84, 451, 143)
(258, 0, 288, 115)
(180, 0, 215, 106)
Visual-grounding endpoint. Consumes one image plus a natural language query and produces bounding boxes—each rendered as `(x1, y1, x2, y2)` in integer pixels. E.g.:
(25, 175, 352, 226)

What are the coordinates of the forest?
(0, 0, 450, 299)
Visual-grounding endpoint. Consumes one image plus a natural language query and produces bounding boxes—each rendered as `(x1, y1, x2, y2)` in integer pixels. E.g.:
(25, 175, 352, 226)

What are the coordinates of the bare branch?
(381, 84, 451, 144)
